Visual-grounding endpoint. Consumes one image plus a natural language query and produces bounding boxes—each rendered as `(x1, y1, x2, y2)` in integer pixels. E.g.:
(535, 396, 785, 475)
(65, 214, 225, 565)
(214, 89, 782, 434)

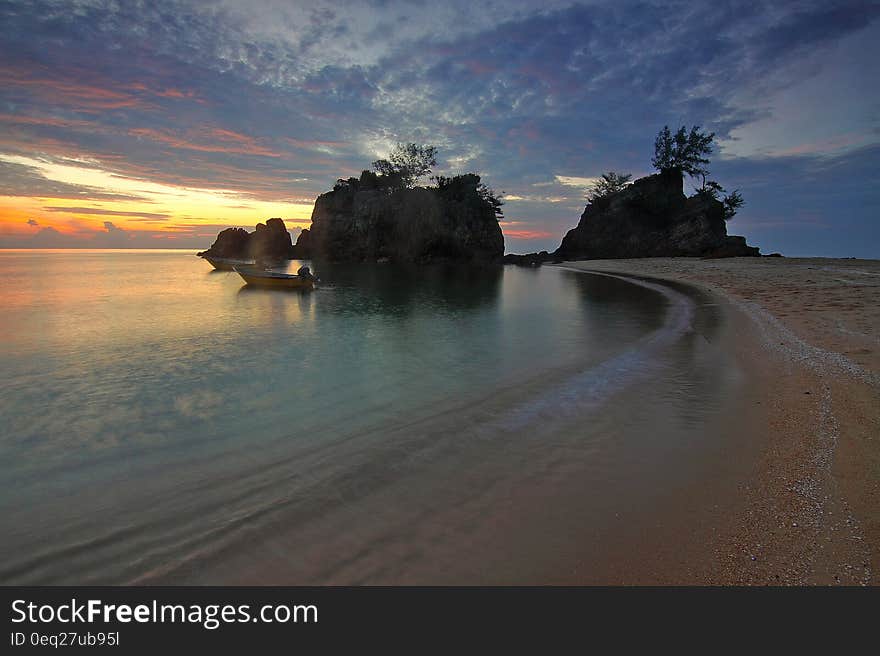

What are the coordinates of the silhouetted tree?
(372, 142, 438, 188)
(433, 173, 504, 220)
(695, 173, 745, 221)
(695, 173, 725, 199)
(479, 183, 505, 218)
(334, 177, 358, 191)
(652, 125, 715, 179)
(722, 189, 744, 220)
(586, 171, 632, 202)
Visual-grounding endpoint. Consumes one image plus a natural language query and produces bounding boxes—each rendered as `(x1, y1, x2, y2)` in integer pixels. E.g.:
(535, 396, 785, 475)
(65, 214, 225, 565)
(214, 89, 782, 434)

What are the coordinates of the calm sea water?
(0, 250, 744, 584)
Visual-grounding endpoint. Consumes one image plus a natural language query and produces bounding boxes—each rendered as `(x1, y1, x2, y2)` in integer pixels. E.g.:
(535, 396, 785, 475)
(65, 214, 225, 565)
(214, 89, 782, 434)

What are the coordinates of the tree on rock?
(372, 143, 438, 188)
(651, 125, 715, 179)
(586, 171, 632, 202)
(433, 174, 505, 220)
(722, 189, 744, 220)
(696, 173, 745, 221)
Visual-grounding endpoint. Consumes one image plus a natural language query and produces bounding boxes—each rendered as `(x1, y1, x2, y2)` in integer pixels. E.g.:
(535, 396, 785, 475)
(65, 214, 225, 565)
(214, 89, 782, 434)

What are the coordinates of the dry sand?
(558, 257, 879, 585)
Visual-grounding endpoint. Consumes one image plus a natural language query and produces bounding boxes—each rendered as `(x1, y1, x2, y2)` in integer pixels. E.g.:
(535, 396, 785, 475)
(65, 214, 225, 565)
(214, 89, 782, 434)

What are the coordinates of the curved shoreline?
(555, 259, 878, 585)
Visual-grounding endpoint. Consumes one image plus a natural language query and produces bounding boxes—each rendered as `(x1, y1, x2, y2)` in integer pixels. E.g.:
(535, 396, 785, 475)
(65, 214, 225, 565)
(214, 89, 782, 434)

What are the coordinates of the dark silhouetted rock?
(555, 169, 760, 259)
(502, 251, 551, 266)
(292, 228, 312, 259)
(249, 217, 295, 259)
(198, 227, 250, 259)
(702, 236, 760, 258)
(293, 228, 312, 260)
(198, 218, 299, 260)
(306, 173, 504, 263)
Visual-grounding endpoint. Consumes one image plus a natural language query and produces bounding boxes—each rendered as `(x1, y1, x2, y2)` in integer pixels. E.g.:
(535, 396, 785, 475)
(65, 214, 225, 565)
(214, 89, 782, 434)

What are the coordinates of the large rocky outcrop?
(198, 217, 301, 260)
(303, 172, 504, 263)
(555, 169, 759, 259)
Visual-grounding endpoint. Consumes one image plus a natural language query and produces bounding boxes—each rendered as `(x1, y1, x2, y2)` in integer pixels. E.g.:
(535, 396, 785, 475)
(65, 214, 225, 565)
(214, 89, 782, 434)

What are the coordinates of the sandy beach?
(558, 257, 879, 585)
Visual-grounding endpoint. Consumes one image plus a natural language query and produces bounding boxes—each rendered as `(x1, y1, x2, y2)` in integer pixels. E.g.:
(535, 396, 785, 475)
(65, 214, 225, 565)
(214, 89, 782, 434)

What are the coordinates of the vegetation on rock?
(651, 125, 715, 178)
(370, 142, 438, 189)
(586, 171, 632, 202)
(509, 125, 758, 262)
(651, 125, 745, 220)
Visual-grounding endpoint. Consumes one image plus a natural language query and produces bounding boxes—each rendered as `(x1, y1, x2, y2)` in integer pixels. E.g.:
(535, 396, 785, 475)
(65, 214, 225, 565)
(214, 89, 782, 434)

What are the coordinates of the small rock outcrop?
(198, 218, 300, 260)
(501, 251, 553, 266)
(305, 172, 504, 263)
(198, 226, 251, 259)
(555, 169, 759, 259)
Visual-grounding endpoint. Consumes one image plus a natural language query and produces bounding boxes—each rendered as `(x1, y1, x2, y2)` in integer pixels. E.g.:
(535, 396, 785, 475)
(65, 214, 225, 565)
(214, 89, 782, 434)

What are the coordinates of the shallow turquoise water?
(0, 250, 739, 584)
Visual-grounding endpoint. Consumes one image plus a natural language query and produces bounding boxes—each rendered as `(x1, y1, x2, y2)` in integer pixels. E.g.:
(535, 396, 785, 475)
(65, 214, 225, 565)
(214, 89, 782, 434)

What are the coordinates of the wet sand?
(558, 258, 879, 585)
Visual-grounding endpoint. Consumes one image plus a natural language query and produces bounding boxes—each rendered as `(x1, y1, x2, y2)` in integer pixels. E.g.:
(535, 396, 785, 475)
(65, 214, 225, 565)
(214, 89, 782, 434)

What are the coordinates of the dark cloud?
(0, 223, 208, 249)
(25, 226, 81, 248)
(26, 218, 39, 226)
(753, 2, 880, 63)
(0, 160, 148, 202)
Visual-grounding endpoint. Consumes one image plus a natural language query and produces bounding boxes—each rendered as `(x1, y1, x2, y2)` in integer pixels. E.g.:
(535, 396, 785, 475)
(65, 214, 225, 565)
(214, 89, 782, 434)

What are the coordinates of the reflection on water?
(0, 250, 740, 584)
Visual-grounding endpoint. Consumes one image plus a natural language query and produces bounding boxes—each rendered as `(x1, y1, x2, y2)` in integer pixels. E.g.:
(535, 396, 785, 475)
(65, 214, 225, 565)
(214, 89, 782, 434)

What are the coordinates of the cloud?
(503, 228, 557, 240)
(128, 127, 283, 158)
(26, 218, 38, 226)
(94, 220, 133, 246)
(43, 206, 169, 220)
(27, 226, 81, 247)
(554, 176, 600, 189)
(0, 159, 148, 202)
(0, 66, 151, 112)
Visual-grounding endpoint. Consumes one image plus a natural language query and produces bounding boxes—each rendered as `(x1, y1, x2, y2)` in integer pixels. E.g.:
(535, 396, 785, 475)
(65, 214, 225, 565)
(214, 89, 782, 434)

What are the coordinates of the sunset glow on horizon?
(0, 152, 315, 247)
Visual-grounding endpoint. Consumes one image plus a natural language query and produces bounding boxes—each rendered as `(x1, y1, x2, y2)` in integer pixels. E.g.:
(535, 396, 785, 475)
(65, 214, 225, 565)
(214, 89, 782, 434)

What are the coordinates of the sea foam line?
(483, 269, 695, 434)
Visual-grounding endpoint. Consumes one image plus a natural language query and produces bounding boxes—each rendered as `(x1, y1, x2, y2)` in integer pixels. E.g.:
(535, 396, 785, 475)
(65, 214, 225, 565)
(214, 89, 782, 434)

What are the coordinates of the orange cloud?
(503, 228, 556, 240)
(0, 113, 93, 129)
(0, 66, 149, 112)
(125, 82, 202, 101)
(0, 65, 208, 115)
(128, 127, 282, 157)
(155, 88, 192, 99)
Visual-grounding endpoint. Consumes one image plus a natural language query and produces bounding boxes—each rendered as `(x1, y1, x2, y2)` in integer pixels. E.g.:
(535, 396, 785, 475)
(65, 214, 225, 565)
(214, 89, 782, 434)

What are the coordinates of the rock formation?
(555, 169, 759, 259)
(501, 251, 554, 266)
(303, 172, 504, 263)
(198, 217, 300, 260)
(292, 228, 312, 259)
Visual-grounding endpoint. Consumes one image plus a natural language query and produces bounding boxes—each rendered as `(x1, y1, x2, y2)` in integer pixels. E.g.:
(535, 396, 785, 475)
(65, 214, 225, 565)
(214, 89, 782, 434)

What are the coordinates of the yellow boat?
(234, 266, 315, 290)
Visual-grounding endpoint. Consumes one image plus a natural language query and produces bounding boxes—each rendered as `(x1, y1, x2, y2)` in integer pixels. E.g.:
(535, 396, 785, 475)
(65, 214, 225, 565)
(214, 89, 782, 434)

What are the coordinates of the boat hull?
(203, 256, 255, 271)
(235, 270, 315, 290)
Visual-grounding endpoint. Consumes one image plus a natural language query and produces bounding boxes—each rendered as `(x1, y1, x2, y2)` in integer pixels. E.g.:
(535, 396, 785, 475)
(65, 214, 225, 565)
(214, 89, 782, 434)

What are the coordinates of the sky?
(0, 0, 878, 257)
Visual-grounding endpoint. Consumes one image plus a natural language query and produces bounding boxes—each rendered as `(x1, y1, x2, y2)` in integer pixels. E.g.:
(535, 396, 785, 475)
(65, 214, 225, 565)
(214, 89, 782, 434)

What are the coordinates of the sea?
(0, 249, 748, 584)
